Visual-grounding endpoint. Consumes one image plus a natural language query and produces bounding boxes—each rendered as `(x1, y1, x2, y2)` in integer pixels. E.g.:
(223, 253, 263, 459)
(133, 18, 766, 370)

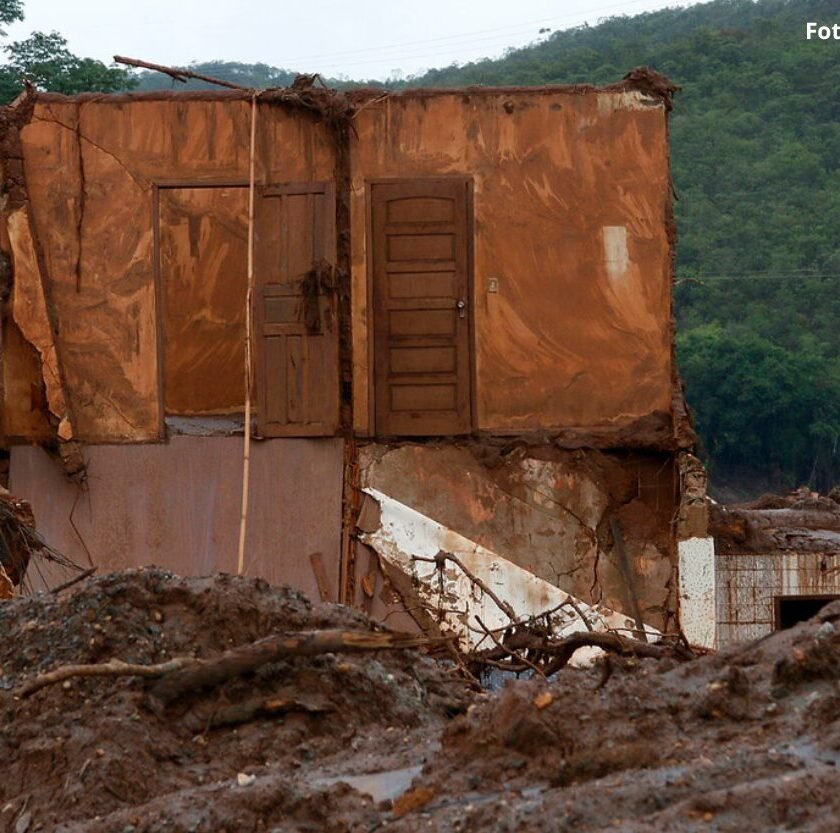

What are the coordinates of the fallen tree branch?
(151, 628, 429, 704)
(16, 657, 191, 698)
(472, 628, 693, 678)
(563, 595, 594, 632)
(475, 615, 546, 679)
(540, 631, 687, 675)
(413, 550, 518, 622)
(51, 566, 96, 594)
(16, 628, 429, 701)
(113, 56, 249, 90)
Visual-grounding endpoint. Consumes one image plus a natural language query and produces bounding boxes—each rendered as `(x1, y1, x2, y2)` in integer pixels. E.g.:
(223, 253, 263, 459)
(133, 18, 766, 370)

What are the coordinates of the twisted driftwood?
(471, 628, 693, 678)
(16, 629, 429, 700)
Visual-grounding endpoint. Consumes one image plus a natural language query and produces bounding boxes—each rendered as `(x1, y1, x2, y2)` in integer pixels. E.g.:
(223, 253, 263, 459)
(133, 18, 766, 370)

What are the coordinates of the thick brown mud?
(1, 569, 838, 832)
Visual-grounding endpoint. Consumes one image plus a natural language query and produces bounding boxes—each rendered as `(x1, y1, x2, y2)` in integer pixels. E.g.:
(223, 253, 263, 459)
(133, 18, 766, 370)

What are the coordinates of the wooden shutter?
(372, 180, 473, 436)
(255, 183, 339, 437)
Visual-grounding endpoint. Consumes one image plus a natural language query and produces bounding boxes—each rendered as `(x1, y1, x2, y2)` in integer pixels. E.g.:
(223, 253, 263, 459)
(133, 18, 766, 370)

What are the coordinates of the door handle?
(456, 299, 467, 319)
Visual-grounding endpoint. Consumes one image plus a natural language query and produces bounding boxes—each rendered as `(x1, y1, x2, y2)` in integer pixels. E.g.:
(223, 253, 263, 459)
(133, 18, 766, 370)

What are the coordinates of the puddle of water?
(313, 765, 424, 802)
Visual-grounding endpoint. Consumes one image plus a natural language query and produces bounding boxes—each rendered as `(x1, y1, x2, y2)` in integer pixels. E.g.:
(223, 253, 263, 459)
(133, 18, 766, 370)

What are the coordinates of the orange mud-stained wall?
(4, 94, 337, 442)
(350, 88, 674, 438)
(2, 83, 675, 446)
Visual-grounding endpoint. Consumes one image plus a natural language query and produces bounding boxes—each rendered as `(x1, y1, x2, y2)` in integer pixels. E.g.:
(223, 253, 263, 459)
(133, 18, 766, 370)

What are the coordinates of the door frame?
(153, 179, 249, 438)
(365, 176, 477, 437)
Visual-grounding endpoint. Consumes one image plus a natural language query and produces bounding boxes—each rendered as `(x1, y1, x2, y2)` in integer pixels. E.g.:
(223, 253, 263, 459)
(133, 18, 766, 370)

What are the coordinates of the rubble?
(711, 486, 840, 554)
(711, 487, 840, 645)
(0, 568, 838, 832)
(0, 486, 83, 594)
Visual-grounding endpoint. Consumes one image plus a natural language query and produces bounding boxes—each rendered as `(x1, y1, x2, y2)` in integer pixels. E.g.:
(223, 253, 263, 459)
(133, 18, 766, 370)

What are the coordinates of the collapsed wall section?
(354, 442, 678, 634)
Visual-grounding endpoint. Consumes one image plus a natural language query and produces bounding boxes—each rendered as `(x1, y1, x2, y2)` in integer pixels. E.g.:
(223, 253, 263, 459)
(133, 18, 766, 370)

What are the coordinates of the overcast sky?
(7, 0, 700, 80)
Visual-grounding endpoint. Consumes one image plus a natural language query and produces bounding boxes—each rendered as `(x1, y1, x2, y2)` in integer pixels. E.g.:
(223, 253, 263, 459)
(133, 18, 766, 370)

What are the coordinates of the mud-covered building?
(0, 69, 721, 646)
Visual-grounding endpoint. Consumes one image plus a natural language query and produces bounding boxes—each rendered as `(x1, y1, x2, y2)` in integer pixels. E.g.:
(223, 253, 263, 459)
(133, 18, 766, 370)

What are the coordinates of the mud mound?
(0, 569, 470, 833)
(394, 600, 840, 832)
(1, 572, 839, 833)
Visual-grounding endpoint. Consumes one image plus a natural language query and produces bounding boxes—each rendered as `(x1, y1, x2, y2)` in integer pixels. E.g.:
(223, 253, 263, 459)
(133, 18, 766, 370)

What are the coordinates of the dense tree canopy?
(0, 0, 23, 32)
(0, 1, 134, 102)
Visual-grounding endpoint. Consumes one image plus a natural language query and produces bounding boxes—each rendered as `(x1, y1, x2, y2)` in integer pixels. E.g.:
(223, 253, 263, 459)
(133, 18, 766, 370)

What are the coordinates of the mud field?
(1, 569, 838, 833)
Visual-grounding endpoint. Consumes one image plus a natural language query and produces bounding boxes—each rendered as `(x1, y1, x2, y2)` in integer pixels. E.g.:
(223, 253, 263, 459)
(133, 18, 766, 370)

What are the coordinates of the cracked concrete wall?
(359, 443, 678, 632)
(362, 486, 660, 652)
(716, 552, 840, 645)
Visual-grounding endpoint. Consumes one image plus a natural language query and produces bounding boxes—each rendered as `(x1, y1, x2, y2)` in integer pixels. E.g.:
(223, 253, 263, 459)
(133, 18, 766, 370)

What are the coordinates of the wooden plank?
(287, 335, 303, 424)
(309, 552, 335, 602)
(263, 337, 287, 425)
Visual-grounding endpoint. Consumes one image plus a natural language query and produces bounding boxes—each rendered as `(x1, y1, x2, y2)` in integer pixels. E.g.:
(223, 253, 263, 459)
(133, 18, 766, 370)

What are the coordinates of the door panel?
(255, 183, 339, 437)
(372, 180, 472, 436)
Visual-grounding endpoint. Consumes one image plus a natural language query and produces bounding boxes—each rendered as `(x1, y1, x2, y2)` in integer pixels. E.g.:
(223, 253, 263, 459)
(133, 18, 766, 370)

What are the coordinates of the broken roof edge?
(29, 65, 677, 109)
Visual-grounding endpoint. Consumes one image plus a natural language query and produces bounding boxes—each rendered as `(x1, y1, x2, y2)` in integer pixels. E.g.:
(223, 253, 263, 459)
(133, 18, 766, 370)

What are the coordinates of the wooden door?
(255, 183, 339, 437)
(372, 180, 472, 436)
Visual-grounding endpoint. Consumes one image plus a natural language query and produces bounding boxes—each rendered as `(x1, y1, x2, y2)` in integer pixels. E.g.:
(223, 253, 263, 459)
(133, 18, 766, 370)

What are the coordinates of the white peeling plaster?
(602, 225, 629, 283)
(597, 90, 659, 114)
(362, 488, 658, 663)
(678, 537, 717, 649)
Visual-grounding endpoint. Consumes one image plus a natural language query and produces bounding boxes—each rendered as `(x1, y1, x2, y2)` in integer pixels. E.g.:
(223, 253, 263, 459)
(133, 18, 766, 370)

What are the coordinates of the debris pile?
(711, 486, 840, 555)
(0, 570, 469, 833)
(0, 487, 83, 597)
(1, 569, 839, 832)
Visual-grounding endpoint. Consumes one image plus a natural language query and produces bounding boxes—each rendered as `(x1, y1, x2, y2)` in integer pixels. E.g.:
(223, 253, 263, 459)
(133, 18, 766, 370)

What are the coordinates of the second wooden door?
(372, 180, 472, 436)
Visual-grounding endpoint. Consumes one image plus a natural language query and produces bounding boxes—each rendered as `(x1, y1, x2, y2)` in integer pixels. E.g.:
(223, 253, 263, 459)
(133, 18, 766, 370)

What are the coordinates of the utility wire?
(677, 273, 840, 283)
(284, 0, 688, 70)
(281, 0, 673, 65)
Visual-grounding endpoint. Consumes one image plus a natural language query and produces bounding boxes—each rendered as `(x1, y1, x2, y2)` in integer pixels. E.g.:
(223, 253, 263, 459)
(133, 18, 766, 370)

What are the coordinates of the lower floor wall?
(9, 437, 686, 641)
(716, 550, 840, 645)
(10, 437, 344, 600)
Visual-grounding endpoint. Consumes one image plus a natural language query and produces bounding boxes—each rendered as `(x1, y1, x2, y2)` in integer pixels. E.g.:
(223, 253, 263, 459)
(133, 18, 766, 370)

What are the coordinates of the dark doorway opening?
(774, 595, 839, 630)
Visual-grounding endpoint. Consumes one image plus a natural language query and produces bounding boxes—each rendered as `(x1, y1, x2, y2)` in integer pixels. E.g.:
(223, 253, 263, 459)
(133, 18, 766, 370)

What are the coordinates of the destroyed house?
(0, 70, 717, 646)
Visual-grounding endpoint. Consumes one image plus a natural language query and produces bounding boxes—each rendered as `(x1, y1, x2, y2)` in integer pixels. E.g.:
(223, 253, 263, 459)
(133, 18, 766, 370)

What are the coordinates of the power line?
(281, 0, 681, 68)
(680, 267, 836, 276)
(677, 273, 839, 282)
(306, 35, 552, 73)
